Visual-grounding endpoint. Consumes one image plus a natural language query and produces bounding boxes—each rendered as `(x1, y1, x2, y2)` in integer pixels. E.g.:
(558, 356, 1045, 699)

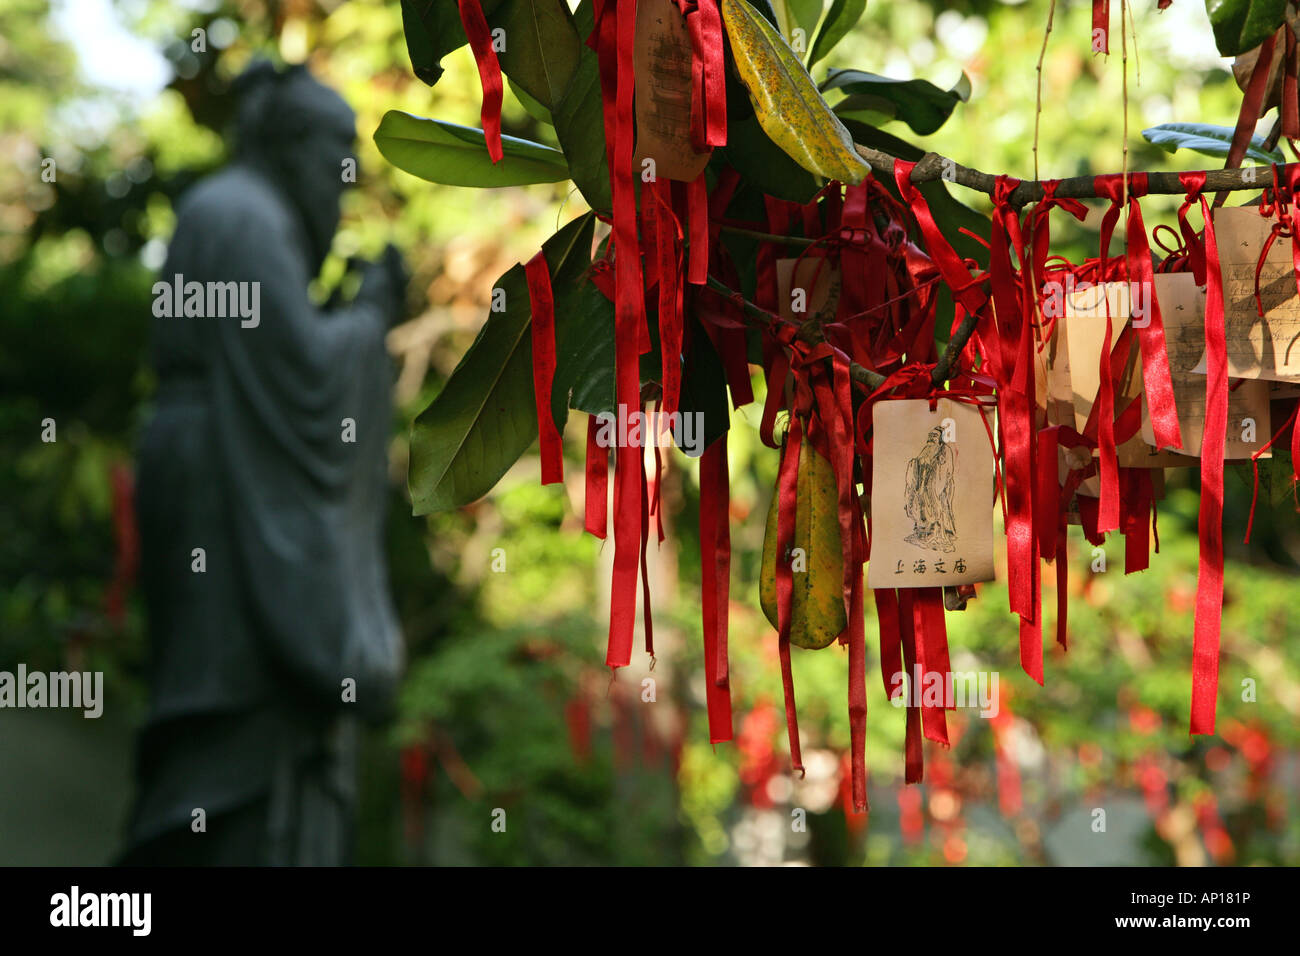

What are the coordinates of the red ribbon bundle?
(674, 0, 728, 149)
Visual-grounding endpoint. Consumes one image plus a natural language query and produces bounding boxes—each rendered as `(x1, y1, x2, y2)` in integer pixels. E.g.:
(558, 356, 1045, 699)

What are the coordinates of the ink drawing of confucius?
(903, 426, 957, 553)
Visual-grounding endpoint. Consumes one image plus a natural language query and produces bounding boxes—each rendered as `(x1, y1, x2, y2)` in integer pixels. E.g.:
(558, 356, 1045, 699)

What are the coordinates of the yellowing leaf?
(721, 0, 871, 184)
(760, 438, 848, 650)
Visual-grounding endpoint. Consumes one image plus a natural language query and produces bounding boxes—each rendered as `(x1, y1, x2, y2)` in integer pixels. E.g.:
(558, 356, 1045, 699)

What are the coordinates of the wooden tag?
(1043, 304, 1076, 427)
(867, 398, 997, 590)
(1062, 280, 1189, 469)
(1195, 205, 1300, 382)
(776, 256, 841, 324)
(632, 0, 712, 183)
(1140, 272, 1272, 459)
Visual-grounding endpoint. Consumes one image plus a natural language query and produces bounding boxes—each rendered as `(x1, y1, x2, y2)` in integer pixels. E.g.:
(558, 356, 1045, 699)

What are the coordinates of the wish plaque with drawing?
(868, 398, 996, 590)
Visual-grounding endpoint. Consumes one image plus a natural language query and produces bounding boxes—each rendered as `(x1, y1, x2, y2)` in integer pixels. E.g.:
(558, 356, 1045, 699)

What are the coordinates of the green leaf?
(807, 0, 866, 68)
(400, 0, 508, 86)
(409, 264, 535, 514)
(678, 316, 732, 455)
(510, 78, 554, 125)
(1142, 121, 1285, 164)
(409, 215, 595, 514)
(824, 69, 971, 136)
(495, 0, 582, 109)
(1204, 0, 1287, 56)
(552, 0, 612, 213)
(1229, 451, 1293, 505)
(722, 113, 820, 203)
(374, 110, 570, 187)
(770, 0, 824, 52)
(550, 281, 616, 430)
(721, 0, 871, 184)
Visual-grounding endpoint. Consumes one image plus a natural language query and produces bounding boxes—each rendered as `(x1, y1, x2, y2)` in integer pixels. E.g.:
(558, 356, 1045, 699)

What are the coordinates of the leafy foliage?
(824, 69, 972, 136)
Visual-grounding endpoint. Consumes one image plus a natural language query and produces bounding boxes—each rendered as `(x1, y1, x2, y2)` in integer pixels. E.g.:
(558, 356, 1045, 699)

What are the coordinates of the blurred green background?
(1, 0, 1297, 866)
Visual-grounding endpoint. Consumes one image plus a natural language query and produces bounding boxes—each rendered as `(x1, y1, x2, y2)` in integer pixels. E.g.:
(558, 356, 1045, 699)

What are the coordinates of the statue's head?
(232, 61, 357, 272)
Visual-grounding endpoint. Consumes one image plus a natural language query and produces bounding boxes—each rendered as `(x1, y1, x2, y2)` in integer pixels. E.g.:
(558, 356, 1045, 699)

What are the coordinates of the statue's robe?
(121, 161, 402, 865)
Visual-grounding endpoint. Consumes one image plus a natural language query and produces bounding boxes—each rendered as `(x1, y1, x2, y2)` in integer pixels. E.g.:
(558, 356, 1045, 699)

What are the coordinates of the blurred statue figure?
(121, 62, 406, 865)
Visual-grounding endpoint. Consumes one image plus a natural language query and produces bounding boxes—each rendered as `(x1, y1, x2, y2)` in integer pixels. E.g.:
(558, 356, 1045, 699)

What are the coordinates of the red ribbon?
(699, 434, 734, 744)
(456, 0, 504, 163)
(1179, 170, 1227, 735)
(1092, 173, 1184, 529)
(1121, 467, 1154, 574)
(986, 177, 1046, 682)
(816, 350, 869, 809)
(773, 412, 805, 777)
(892, 161, 989, 321)
(912, 587, 951, 746)
(1092, 0, 1110, 55)
(896, 589, 924, 783)
(649, 179, 685, 415)
(687, 169, 710, 285)
(584, 415, 609, 538)
(525, 250, 563, 484)
(676, 0, 727, 149)
(1224, 33, 1278, 181)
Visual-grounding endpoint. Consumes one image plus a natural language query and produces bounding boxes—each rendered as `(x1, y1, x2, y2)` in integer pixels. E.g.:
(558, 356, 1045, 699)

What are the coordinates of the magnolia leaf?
(510, 79, 554, 125)
(678, 315, 732, 455)
(770, 0, 824, 54)
(409, 215, 595, 514)
(723, 113, 820, 203)
(409, 262, 535, 515)
(553, 0, 612, 212)
(807, 0, 866, 68)
(721, 0, 871, 184)
(401, 0, 508, 86)
(374, 111, 570, 187)
(495, 0, 582, 109)
(550, 279, 616, 431)
(1142, 121, 1285, 164)
(1205, 0, 1287, 56)
(824, 69, 971, 136)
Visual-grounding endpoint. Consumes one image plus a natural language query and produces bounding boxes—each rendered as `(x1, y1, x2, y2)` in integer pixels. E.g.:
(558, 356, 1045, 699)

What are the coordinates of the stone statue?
(120, 62, 406, 865)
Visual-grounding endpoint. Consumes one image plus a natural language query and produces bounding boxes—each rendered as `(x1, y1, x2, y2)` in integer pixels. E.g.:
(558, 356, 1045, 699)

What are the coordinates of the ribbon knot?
(993, 176, 1022, 206)
(1093, 171, 1149, 203)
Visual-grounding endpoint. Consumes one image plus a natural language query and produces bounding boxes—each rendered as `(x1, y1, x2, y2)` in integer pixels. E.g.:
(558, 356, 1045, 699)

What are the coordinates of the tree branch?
(854, 143, 1290, 206)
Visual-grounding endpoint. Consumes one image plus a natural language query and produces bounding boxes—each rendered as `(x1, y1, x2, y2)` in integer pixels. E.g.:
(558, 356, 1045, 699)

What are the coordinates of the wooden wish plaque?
(868, 398, 997, 590)
(632, 0, 712, 183)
